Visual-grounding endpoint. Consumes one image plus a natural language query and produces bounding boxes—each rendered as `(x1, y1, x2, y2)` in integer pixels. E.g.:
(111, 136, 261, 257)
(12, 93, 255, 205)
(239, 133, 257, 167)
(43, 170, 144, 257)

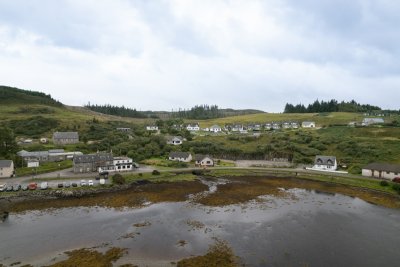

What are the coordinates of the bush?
(348, 164, 362, 175)
(192, 170, 204, 175)
(112, 173, 126, 185)
(392, 183, 400, 192)
(152, 170, 160, 175)
(380, 180, 389, 186)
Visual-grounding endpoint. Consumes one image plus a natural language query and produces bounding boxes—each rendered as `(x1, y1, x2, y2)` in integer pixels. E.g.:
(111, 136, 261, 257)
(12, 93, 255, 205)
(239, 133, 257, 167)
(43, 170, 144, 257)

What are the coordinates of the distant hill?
(0, 85, 62, 106)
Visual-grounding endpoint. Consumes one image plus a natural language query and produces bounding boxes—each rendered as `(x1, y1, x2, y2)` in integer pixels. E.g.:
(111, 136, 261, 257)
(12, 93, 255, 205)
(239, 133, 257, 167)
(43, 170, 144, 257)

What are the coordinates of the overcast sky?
(0, 0, 399, 112)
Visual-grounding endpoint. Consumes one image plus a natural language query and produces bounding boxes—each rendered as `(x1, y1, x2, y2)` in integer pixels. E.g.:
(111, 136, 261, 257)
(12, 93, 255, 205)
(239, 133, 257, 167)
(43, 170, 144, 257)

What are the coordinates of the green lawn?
(15, 160, 73, 176)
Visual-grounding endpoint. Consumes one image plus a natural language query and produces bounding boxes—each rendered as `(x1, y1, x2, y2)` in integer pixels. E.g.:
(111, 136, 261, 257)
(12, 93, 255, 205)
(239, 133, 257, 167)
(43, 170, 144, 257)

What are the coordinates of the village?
(1, 116, 399, 193)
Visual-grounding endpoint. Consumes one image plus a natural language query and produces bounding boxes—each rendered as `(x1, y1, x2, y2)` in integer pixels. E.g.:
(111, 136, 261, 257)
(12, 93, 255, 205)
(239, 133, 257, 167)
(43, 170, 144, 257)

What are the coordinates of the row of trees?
(84, 103, 148, 118)
(172, 105, 222, 119)
(284, 99, 381, 113)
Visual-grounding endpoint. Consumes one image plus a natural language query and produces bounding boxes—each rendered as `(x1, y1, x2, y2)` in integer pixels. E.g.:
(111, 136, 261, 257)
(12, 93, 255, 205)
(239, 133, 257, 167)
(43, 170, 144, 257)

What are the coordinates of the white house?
(302, 121, 316, 128)
(168, 152, 192, 162)
(113, 157, 134, 172)
(362, 163, 400, 180)
(167, 136, 183, 145)
(210, 125, 222, 133)
(272, 123, 281, 130)
(195, 155, 214, 167)
(146, 125, 158, 131)
(264, 123, 272, 130)
(186, 123, 200, 131)
(27, 160, 40, 168)
(0, 160, 14, 178)
(361, 118, 384, 126)
(291, 122, 299, 129)
(231, 124, 244, 132)
(312, 156, 337, 171)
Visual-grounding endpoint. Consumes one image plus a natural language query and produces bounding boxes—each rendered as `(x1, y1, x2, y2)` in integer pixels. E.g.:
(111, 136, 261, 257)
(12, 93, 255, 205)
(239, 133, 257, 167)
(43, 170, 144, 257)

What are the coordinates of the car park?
(21, 184, 29, 191)
(28, 183, 37, 190)
(40, 182, 48, 190)
(88, 180, 94, 186)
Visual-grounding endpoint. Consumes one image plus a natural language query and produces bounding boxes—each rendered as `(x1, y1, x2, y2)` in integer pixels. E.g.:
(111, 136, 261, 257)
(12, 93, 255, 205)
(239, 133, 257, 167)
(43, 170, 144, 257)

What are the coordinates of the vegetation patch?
(177, 239, 240, 267)
(45, 247, 126, 267)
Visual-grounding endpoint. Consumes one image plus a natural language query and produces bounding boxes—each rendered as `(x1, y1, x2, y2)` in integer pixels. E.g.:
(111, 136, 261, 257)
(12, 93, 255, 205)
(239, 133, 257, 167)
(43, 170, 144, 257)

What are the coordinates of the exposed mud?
(197, 176, 400, 209)
(5, 181, 208, 213)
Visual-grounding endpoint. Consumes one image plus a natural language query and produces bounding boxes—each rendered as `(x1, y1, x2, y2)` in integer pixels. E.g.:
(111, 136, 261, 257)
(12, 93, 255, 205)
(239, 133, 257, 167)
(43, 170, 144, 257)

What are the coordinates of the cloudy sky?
(0, 0, 399, 112)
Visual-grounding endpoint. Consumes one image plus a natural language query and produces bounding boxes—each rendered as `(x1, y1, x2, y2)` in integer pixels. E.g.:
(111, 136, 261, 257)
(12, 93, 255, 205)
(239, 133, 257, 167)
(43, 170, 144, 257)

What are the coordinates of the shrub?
(192, 170, 204, 175)
(348, 164, 362, 175)
(112, 173, 126, 185)
(152, 170, 160, 175)
(392, 183, 400, 192)
(380, 180, 389, 187)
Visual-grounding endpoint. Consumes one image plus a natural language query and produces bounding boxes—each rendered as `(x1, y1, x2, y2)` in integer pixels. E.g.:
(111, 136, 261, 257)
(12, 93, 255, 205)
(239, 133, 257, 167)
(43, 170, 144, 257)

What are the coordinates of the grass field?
(15, 160, 73, 176)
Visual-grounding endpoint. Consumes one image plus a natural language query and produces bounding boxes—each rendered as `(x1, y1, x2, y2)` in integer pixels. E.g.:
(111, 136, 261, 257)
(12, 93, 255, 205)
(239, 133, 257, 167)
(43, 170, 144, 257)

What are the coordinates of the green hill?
(0, 85, 63, 106)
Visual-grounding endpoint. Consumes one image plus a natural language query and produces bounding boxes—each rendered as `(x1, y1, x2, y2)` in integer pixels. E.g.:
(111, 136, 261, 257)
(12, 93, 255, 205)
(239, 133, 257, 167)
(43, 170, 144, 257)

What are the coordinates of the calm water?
(1, 187, 400, 266)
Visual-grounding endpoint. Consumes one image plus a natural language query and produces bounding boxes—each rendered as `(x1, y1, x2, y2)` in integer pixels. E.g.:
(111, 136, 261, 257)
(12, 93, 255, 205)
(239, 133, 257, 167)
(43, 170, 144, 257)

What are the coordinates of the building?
(0, 160, 14, 178)
(272, 123, 281, 130)
(186, 123, 200, 131)
(168, 152, 192, 162)
(17, 149, 82, 163)
(362, 163, 400, 180)
(195, 155, 214, 167)
(73, 153, 114, 173)
(313, 156, 337, 171)
(291, 122, 299, 129)
(112, 157, 134, 172)
(264, 123, 272, 130)
(231, 124, 244, 132)
(167, 136, 183, 145)
(53, 132, 79, 145)
(302, 121, 316, 128)
(146, 125, 158, 131)
(210, 125, 222, 133)
(361, 118, 384, 126)
(27, 160, 40, 168)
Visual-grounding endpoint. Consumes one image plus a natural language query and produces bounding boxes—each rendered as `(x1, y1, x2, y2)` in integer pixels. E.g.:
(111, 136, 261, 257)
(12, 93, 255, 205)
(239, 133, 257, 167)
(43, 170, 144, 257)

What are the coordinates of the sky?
(0, 0, 399, 112)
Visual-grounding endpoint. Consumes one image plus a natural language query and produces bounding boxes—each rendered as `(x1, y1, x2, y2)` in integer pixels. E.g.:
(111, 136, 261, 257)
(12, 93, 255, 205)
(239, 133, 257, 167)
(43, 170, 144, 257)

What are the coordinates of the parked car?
(0, 183, 7, 192)
(133, 162, 140, 168)
(21, 184, 29, 191)
(71, 182, 78, 187)
(88, 180, 94, 186)
(57, 183, 64, 188)
(95, 176, 100, 180)
(81, 180, 87, 186)
(40, 182, 48, 190)
(6, 185, 13, 192)
(99, 178, 106, 185)
(12, 184, 21, 192)
(393, 177, 400, 183)
(64, 182, 71, 188)
(28, 183, 37, 190)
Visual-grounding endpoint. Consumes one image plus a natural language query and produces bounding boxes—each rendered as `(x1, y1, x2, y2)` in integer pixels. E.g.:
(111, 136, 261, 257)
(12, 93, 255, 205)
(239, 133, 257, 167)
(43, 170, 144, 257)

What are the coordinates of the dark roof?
(195, 154, 212, 161)
(0, 160, 13, 168)
(53, 132, 79, 139)
(74, 153, 113, 164)
(314, 156, 336, 165)
(362, 163, 400, 173)
(169, 152, 191, 159)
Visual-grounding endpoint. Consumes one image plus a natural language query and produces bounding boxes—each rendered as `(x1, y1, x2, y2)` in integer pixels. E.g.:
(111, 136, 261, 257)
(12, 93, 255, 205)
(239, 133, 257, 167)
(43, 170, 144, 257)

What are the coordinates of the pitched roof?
(53, 132, 79, 139)
(362, 163, 400, 173)
(167, 136, 183, 141)
(169, 152, 191, 159)
(314, 155, 336, 165)
(0, 160, 13, 168)
(17, 150, 49, 157)
(195, 154, 212, 161)
(74, 153, 113, 164)
(49, 149, 65, 153)
(210, 125, 221, 129)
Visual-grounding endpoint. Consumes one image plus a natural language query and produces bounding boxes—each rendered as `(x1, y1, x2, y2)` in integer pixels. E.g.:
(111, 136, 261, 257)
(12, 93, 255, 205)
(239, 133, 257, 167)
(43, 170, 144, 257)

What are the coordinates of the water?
(1, 188, 400, 266)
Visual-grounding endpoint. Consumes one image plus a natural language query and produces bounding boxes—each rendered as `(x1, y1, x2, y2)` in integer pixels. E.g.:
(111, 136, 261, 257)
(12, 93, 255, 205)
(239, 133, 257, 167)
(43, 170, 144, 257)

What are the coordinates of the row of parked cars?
(0, 178, 106, 192)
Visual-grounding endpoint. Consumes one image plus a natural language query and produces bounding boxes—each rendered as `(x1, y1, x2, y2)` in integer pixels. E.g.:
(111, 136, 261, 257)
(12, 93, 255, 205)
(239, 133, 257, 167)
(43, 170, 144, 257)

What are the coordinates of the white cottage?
(168, 152, 192, 162)
(210, 125, 222, 133)
(195, 155, 214, 167)
(313, 156, 337, 171)
(302, 121, 316, 128)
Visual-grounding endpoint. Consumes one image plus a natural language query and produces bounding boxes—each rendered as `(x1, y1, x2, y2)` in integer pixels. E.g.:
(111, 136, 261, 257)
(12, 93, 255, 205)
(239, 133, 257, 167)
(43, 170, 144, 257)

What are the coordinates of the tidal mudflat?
(1, 177, 400, 267)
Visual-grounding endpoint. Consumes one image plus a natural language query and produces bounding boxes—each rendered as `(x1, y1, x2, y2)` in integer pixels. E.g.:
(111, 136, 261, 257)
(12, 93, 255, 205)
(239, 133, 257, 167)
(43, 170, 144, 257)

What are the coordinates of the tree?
(0, 127, 18, 158)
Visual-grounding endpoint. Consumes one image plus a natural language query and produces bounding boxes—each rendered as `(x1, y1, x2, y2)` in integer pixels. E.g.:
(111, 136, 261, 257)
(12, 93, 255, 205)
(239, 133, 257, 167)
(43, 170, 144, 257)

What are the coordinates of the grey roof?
(169, 152, 191, 159)
(195, 154, 212, 161)
(362, 163, 400, 173)
(167, 136, 183, 141)
(302, 121, 315, 125)
(53, 132, 79, 139)
(17, 150, 49, 157)
(0, 160, 13, 168)
(49, 149, 65, 153)
(74, 153, 113, 164)
(315, 155, 336, 166)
